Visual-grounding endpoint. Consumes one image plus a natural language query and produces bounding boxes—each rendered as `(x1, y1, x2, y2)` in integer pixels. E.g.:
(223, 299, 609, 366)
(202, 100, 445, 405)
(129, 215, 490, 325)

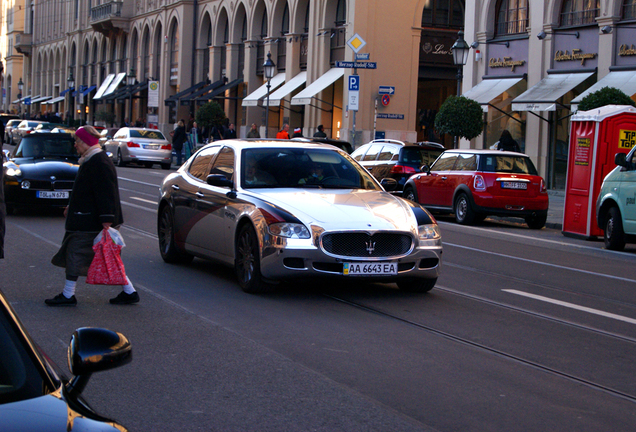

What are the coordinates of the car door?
(622, 148, 636, 233)
(415, 152, 458, 208)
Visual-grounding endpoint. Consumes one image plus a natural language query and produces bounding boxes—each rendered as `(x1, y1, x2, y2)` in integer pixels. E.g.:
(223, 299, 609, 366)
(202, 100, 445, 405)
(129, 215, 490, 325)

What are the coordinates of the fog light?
(21, 180, 31, 189)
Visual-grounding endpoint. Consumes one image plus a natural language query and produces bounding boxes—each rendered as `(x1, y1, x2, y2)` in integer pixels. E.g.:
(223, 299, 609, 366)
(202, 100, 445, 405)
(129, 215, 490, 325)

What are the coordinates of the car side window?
(377, 146, 395, 161)
(455, 153, 477, 171)
(430, 152, 458, 171)
(209, 146, 235, 181)
(362, 145, 383, 161)
(188, 146, 221, 181)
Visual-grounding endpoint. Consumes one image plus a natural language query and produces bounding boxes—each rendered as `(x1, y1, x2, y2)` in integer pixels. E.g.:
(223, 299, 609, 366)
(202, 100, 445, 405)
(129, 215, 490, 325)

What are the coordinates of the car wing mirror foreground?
(2, 149, 10, 162)
(380, 178, 398, 191)
(615, 152, 630, 169)
(66, 327, 132, 396)
(420, 164, 431, 174)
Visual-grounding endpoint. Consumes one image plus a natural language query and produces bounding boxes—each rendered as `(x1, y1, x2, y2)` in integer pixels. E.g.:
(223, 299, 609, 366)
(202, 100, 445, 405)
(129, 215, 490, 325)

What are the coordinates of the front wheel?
(397, 278, 436, 293)
(116, 150, 127, 167)
(403, 186, 418, 203)
(158, 205, 193, 264)
(525, 213, 547, 229)
(454, 193, 475, 225)
(235, 224, 273, 294)
(604, 207, 626, 251)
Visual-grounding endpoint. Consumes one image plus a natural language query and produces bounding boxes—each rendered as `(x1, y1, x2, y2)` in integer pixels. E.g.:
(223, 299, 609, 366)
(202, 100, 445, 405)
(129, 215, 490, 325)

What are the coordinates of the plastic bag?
(86, 228, 127, 285)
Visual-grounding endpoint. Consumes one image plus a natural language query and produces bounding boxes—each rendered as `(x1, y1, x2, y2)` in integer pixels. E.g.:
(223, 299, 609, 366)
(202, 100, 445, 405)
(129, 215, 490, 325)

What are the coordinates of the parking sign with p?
(349, 75, 360, 91)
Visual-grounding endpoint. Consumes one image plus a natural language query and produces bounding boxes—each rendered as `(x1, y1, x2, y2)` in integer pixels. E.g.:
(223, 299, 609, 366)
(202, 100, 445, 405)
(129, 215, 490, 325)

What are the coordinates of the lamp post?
(17, 77, 24, 119)
(451, 31, 470, 148)
(127, 68, 136, 125)
(67, 71, 75, 127)
(263, 52, 276, 138)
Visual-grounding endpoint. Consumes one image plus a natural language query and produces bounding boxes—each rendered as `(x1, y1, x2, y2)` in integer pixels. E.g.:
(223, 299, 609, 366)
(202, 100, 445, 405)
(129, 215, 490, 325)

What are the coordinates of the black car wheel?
(403, 186, 418, 202)
(525, 213, 547, 230)
(158, 205, 193, 263)
(116, 150, 127, 167)
(397, 277, 436, 293)
(454, 193, 475, 225)
(161, 163, 171, 170)
(235, 224, 272, 294)
(604, 207, 626, 251)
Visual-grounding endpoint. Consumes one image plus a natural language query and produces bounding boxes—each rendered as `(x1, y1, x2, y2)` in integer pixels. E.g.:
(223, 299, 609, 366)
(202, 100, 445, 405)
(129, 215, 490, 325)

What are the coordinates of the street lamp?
(17, 77, 24, 119)
(451, 31, 470, 148)
(67, 71, 75, 127)
(127, 68, 136, 125)
(263, 52, 276, 138)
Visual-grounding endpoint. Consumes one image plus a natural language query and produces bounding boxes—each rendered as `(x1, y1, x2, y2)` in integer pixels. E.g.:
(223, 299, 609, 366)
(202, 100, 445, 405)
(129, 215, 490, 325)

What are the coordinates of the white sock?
(62, 280, 76, 298)
(122, 276, 136, 294)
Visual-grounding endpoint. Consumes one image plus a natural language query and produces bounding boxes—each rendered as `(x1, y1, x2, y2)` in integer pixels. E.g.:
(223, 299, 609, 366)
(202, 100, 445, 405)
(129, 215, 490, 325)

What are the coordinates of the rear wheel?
(235, 224, 273, 294)
(454, 193, 475, 225)
(161, 163, 171, 170)
(116, 150, 127, 167)
(397, 278, 436, 293)
(604, 207, 626, 251)
(158, 205, 193, 263)
(525, 213, 547, 229)
(402, 186, 418, 202)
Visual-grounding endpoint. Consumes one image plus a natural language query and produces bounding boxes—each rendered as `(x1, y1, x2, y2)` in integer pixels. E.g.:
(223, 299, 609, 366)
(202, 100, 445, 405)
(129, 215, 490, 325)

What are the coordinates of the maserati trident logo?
(365, 240, 376, 255)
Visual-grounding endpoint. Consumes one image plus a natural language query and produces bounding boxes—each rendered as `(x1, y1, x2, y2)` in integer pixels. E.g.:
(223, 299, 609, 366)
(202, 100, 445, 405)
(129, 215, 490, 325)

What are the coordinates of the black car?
(2, 132, 79, 214)
(0, 288, 132, 431)
(351, 139, 445, 194)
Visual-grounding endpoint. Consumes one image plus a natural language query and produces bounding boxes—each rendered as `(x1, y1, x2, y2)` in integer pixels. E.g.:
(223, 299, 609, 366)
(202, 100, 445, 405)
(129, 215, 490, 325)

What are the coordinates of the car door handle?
(196, 192, 205, 198)
(171, 185, 180, 190)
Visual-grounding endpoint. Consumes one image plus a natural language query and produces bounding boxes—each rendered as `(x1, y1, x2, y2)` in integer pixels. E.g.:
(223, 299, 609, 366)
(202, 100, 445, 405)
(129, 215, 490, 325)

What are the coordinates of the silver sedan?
(103, 127, 172, 169)
(157, 140, 443, 294)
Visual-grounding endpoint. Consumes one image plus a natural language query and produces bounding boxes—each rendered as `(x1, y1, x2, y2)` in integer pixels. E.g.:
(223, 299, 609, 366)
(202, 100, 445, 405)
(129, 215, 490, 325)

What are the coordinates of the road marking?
(130, 196, 157, 205)
(121, 200, 156, 212)
(504, 289, 636, 325)
(118, 176, 159, 187)
(446, 242, 636, 284)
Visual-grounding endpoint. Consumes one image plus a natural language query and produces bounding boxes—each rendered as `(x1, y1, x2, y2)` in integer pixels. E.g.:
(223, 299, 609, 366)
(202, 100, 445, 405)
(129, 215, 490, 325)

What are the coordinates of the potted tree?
(577, 86, 636, 111)
(434, 95, 483, 146)
(195, 101, 227, 141)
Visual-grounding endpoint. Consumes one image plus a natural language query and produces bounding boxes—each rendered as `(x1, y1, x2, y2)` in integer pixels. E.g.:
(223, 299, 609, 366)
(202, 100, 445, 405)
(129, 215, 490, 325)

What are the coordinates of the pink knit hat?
(75, 127, 99, 146)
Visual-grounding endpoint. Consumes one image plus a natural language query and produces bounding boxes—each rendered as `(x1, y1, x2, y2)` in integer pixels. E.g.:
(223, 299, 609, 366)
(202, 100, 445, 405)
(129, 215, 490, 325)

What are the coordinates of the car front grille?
(28, 180, 74, 190)
(321, 232, 413, 258)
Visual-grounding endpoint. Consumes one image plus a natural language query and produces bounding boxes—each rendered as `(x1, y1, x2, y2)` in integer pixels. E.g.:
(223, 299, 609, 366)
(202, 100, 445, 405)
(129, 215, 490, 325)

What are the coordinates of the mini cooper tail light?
(161, 144, 172, 150)
(390, 165, 417, 174)
(474, 175, 486, 191)
(540, 178, 547, 193)
(127, 141, 141, 148)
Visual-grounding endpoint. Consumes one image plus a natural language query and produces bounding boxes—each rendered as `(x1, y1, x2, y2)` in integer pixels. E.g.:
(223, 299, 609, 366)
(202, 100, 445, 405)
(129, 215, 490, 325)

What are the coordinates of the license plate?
(37, 191, 69, 199)
(343, 262, 397, 276)
(144, 144, 159, 150)
(501, 181, 527, 190)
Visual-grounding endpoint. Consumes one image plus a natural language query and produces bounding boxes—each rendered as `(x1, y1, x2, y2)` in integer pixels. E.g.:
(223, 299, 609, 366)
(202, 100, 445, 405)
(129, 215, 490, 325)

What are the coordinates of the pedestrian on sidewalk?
(46, 126, 139, 306)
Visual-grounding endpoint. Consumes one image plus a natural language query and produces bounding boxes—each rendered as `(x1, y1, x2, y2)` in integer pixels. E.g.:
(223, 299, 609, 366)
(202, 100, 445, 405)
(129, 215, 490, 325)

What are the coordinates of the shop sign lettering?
(422, 42, 452, 56)
(488, 57, 526, 72)
(574, 137, 590, 166)
(619, 129, 636, 150)
(554, 49, 597, 65)
(619, 44, 636, 56)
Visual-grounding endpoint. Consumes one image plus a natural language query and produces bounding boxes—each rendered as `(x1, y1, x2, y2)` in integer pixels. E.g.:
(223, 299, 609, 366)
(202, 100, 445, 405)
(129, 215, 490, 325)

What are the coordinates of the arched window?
(256, 12, 268, 75)
(203, 18, 212, 81)
(560, 0, 599, 27)
(496, 0, 528, 35)
(422, 0, 464, 29)
(219, 22, 228, 78)
(278, 4, 289, 70)
(142, 32, 150, 80)
(91, 43, 98, 85)
(238, 15, 246, 77)
(335, 0, 346, 26)
(623, 0, 636, 20)
(83, 45, 89, 85)
(171, 24, 179, 85)
(110, 42, 117, 73)
(119, 35, 127, 73)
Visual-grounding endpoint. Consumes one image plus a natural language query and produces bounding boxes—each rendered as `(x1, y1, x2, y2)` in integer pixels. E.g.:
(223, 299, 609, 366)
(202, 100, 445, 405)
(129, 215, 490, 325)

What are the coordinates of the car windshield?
(130, 130, 166, 140)
(399, 147, 444, 166)
(241, 147, 381, 190)
(481, 155, 538, 175)
(14, 135, 78, 159)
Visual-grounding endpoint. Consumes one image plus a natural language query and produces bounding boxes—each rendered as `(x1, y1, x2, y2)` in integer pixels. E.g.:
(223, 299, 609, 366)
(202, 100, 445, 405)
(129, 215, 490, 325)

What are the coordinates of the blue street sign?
(356, 53, 370, 60)
(335, 61, 377, 69)
(377, 113, 404, 120)
(349, 75, 360, 91)
(378, 86, 395, 95)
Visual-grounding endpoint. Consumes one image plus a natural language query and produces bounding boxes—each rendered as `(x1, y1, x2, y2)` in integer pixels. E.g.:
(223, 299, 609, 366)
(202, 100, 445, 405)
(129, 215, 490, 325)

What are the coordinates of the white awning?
(570, 71, 636, 112)
(463, 77, 524, 112)
(268, 72, 307, 105)
(43, 96, 66, 105)
(12, 95, 31, 104)
(291, 68, 345, 105)
(101, 72, 126, 98)
(241, 73, 286, 106)
(94, 74, 115, 99)
(511, 72, 594, 112)
(30, 95, 52, 103)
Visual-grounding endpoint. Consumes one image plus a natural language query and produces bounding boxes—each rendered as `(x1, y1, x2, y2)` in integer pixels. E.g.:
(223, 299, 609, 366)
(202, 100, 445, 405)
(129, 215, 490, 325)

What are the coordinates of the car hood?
(12, 159, 79, 178)
(0, 392, 126, 431)
(248, 188, 421, 231)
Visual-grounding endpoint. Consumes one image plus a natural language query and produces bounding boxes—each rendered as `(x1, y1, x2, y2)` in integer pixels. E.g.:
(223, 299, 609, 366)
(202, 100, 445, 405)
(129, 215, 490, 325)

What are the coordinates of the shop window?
(256, 13, 268, 76)
(170, 24, 179, 86)
(623, 0, 636, 20)
(560, 0, 599, 27)
(421, 0, 464, 29)
(495, 0, 528, 36)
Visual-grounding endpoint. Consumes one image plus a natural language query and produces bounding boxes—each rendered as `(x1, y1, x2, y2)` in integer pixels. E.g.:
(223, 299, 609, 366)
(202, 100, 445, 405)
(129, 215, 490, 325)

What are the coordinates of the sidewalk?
(488, 189, 564, 230)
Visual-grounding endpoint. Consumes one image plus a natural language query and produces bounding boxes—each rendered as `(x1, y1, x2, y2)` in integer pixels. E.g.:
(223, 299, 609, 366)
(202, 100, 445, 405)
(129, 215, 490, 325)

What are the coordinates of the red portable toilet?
(563, 105, 636, 239)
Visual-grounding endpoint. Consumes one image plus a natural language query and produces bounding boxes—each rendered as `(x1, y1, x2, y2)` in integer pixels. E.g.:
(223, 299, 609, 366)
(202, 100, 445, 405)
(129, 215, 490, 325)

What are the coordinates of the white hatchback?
(103, 127, 172, 169)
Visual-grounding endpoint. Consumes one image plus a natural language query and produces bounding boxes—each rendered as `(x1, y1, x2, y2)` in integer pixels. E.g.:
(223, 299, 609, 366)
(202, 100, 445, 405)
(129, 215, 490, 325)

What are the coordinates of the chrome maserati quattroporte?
(157, 139, 442, 293)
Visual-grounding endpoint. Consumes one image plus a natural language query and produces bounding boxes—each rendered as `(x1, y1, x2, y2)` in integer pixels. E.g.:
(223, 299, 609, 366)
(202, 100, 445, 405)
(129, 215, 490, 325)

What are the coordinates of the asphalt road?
(2, 163, 636, 431)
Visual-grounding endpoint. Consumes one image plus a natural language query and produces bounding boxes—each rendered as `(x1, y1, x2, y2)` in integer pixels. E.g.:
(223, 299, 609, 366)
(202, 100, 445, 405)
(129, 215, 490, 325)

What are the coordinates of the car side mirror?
(420, 164, 431, 174)
(615, 152, 629, 168)
(380, 178, 398, 191)
(2, 149, 10, 162)
(207, 173, 233, 188)
(66, 328, 132, 396)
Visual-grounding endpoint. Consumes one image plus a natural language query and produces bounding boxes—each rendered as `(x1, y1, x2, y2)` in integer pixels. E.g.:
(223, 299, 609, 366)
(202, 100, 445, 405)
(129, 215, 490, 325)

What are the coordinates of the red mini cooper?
(402, 149, 549, 229)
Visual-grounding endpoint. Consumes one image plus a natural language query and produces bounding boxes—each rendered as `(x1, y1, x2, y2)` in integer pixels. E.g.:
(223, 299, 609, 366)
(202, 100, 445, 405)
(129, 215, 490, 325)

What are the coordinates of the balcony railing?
(90, 1, 123, 22)
(90, 1, 129, 35)
(15, 32, 32, 56)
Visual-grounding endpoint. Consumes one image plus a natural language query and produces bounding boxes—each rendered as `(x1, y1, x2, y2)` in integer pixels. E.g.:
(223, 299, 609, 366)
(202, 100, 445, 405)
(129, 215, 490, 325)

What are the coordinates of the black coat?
(172, 126, 187, 150)
(65, 151, 123, 232)
(0, 165, 5, 259)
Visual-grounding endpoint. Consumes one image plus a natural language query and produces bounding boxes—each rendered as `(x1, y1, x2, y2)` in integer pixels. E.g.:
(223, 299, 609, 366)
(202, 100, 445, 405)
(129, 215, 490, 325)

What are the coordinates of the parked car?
(0, 114, 20, 143)
(99, 127, 121, 150)
(350, 139, 445, 194)
(2, 132, 79, 214)
(0, 288, 131, 431)
(4, 119, 22, 145)
(10, 120, 48, 146)
(596, 147, 636, 250)
(103, 127, 172, 169)
(402, 149, 549, 228)
(31, 122, 68, 133)
(292, 137, 354, 153)
(158, 139, 442, 293)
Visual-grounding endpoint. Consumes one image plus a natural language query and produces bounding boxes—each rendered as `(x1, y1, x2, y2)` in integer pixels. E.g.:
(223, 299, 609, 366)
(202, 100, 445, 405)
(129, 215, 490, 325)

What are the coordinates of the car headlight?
(418, 224, 441, 240)
(5, 164, 21, 177)
(268, 223, 311, 239)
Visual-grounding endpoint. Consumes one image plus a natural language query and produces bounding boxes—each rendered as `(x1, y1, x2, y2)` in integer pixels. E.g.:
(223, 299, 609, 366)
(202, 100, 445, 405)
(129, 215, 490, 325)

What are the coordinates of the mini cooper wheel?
(403, 187, 418, 203)
(525, 213, 547, 230)
(454, 193, 475, 225)
(116, 150, 127, 167)
(604, 207, 626, 251)
(397, 277, 437, 293)
(158, 205, 193, 264)
(235, 224, 272, 294)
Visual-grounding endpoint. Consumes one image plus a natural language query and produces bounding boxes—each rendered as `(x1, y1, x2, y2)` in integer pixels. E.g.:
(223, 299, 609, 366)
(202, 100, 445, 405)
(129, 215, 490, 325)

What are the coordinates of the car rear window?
(481, 155, 538, 175)
(130, 130, 166, 140)
(399, 147, 444, 166)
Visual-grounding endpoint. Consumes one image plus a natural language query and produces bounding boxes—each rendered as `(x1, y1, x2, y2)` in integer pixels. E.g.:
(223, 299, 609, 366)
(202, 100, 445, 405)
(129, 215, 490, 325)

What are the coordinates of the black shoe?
(110, 291, 140, 305)
(45, 293, 77, 306)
